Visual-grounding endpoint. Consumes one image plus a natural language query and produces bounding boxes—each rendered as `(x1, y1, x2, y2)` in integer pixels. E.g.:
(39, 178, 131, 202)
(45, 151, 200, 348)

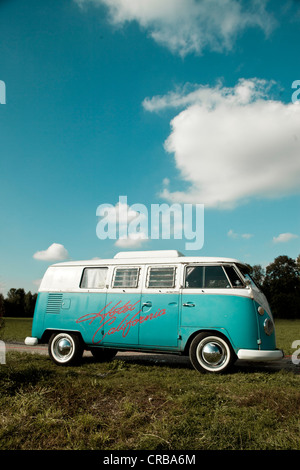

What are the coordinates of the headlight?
(264, 318, 274, 336)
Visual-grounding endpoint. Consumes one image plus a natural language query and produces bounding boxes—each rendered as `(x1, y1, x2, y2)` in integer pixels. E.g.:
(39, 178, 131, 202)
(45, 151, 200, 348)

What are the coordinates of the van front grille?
(46, 293, 63, 314)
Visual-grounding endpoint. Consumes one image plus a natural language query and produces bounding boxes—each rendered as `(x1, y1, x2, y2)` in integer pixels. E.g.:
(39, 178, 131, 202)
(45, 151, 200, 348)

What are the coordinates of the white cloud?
(33, 243, 70, 261)
(241, 233, 253, 239)
(144, 78, 300, 209)
(115, 232, 148, 248)
(143, 78, 274, 111)
(228, 229, 253, 239)
(273, 233, 299, 243)
(228, 229, 239, 239)
(75, 0, 275, 56)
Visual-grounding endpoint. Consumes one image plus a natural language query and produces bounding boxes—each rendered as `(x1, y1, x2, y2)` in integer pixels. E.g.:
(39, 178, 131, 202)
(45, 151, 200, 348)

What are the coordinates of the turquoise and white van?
(25, 250, 283, 373)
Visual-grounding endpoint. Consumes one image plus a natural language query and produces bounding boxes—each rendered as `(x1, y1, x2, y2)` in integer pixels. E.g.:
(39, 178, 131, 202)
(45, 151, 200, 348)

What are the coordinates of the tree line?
(0, 254, 299, 319)
(0, 289, 37, 318)
(248, 254, 300, 319)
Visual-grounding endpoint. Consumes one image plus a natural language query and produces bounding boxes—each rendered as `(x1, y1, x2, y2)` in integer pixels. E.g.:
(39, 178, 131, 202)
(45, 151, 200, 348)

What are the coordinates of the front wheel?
(48, 332, 83, 366)
(189, 332, 235, 373)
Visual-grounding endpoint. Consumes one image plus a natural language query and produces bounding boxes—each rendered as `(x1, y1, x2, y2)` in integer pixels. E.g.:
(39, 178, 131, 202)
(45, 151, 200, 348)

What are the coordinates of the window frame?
(146, 265, 177, 289)
(184, 264, 237, 289)
(223, 265, 245, 288)
(112, 266, 141, 289)
(184, 265, 204, 289)
(79, 267, 108, 290)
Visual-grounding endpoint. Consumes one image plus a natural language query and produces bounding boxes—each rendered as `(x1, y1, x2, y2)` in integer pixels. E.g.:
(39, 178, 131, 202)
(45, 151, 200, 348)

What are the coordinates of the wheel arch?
(183, 328, 234, 355)
(41, 329, 84, 345)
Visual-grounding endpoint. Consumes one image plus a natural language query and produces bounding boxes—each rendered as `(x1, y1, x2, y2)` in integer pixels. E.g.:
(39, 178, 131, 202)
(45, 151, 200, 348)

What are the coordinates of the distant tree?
(0, 294, 4, 315)
(24, 291, 37, 317)
(263, 255, 300, 319)
(3, 288, 37, 317)
(5, 288, 26, 317)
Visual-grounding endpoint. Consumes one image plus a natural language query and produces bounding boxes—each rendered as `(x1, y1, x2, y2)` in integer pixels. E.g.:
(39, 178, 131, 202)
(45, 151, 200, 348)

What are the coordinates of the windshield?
(237, 266, 261, 290)
(244, 273, 260, 288)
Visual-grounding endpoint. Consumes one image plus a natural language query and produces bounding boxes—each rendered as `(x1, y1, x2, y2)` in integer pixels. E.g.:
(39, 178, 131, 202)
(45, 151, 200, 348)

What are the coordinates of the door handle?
(142, 301, 152, 308)
(183, 302, 195, 307)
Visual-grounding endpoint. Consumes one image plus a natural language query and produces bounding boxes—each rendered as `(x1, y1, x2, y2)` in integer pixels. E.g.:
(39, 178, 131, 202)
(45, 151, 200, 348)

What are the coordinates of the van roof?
(52, 250, 248, 268)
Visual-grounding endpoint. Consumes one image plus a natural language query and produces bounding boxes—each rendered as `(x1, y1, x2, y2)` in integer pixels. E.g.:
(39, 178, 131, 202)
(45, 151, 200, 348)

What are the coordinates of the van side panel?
(32, 292, 94, 341)
(87, 292, 140, 346)
(31, 293, 47, 339)
(33, 291, 266, 353)
(42, 292, 111, 343)
(77, 292, 179, 349)
(33, 290, 181, 351)
(139, 292, 179, 347)
(180, 293, 259, 351)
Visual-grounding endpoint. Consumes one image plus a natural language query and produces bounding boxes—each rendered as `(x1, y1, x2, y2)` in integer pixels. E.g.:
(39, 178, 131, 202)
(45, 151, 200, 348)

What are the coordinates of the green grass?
(0, 318, 300, 450)
(1, 352, 300, 450)
(0, 317, 33, 342)
(274, 319, 300, 356)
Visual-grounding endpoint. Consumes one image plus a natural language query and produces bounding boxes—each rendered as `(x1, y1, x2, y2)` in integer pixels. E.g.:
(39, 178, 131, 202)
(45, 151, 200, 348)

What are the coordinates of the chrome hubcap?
(198, 338, 228, 369)
(53, 335, 74, 362)
(57, 338, 72, 356)
(202, 342, 224, 366)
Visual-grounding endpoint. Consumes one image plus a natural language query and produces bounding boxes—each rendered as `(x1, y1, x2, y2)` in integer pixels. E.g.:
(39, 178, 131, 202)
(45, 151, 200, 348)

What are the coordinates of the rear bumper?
(237, 348, 284, 361)
(25, 337, 39, 346)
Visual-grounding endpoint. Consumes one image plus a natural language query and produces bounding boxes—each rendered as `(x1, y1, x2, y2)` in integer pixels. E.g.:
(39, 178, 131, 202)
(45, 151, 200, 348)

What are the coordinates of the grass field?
(0, 317, 33, 343)
(0, 318, 300, 450)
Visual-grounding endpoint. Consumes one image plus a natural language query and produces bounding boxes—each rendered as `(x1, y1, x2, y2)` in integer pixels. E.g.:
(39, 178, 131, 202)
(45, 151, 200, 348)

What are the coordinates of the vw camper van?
(25, 250, 283, 373)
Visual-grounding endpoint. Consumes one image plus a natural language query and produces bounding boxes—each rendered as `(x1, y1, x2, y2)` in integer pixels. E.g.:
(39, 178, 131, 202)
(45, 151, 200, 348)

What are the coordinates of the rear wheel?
(48, 332, 83, 366)
(189, 332, 235, 373)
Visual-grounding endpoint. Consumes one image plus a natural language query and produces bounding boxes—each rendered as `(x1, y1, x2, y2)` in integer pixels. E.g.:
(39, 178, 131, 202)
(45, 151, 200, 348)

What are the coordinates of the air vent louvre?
(46, 293, 63, 314)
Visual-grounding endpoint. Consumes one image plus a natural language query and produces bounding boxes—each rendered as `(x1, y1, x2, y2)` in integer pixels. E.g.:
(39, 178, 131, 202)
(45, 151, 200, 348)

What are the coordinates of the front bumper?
(25, 337, 39, 346)
(237, 348, 284, 361)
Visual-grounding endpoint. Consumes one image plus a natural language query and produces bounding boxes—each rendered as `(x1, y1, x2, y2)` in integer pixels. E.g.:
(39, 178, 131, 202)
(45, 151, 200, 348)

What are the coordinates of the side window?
(147, 266, 176, 288)
(113, 267, 140, 288)
(80, 267, 108, 289)
(224, 266, 244, 288)
(185, 266, 203, 288)
(204, 266, 230, 288)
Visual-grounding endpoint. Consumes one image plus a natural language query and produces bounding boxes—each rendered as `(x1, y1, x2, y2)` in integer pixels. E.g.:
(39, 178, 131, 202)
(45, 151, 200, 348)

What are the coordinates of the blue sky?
(0, 0, 300, 294)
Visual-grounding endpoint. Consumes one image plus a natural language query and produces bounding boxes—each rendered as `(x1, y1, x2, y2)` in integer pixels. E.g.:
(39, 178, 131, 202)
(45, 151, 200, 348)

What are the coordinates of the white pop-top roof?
(52, 250, 247, 267)
(114, 250, 184, 259)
